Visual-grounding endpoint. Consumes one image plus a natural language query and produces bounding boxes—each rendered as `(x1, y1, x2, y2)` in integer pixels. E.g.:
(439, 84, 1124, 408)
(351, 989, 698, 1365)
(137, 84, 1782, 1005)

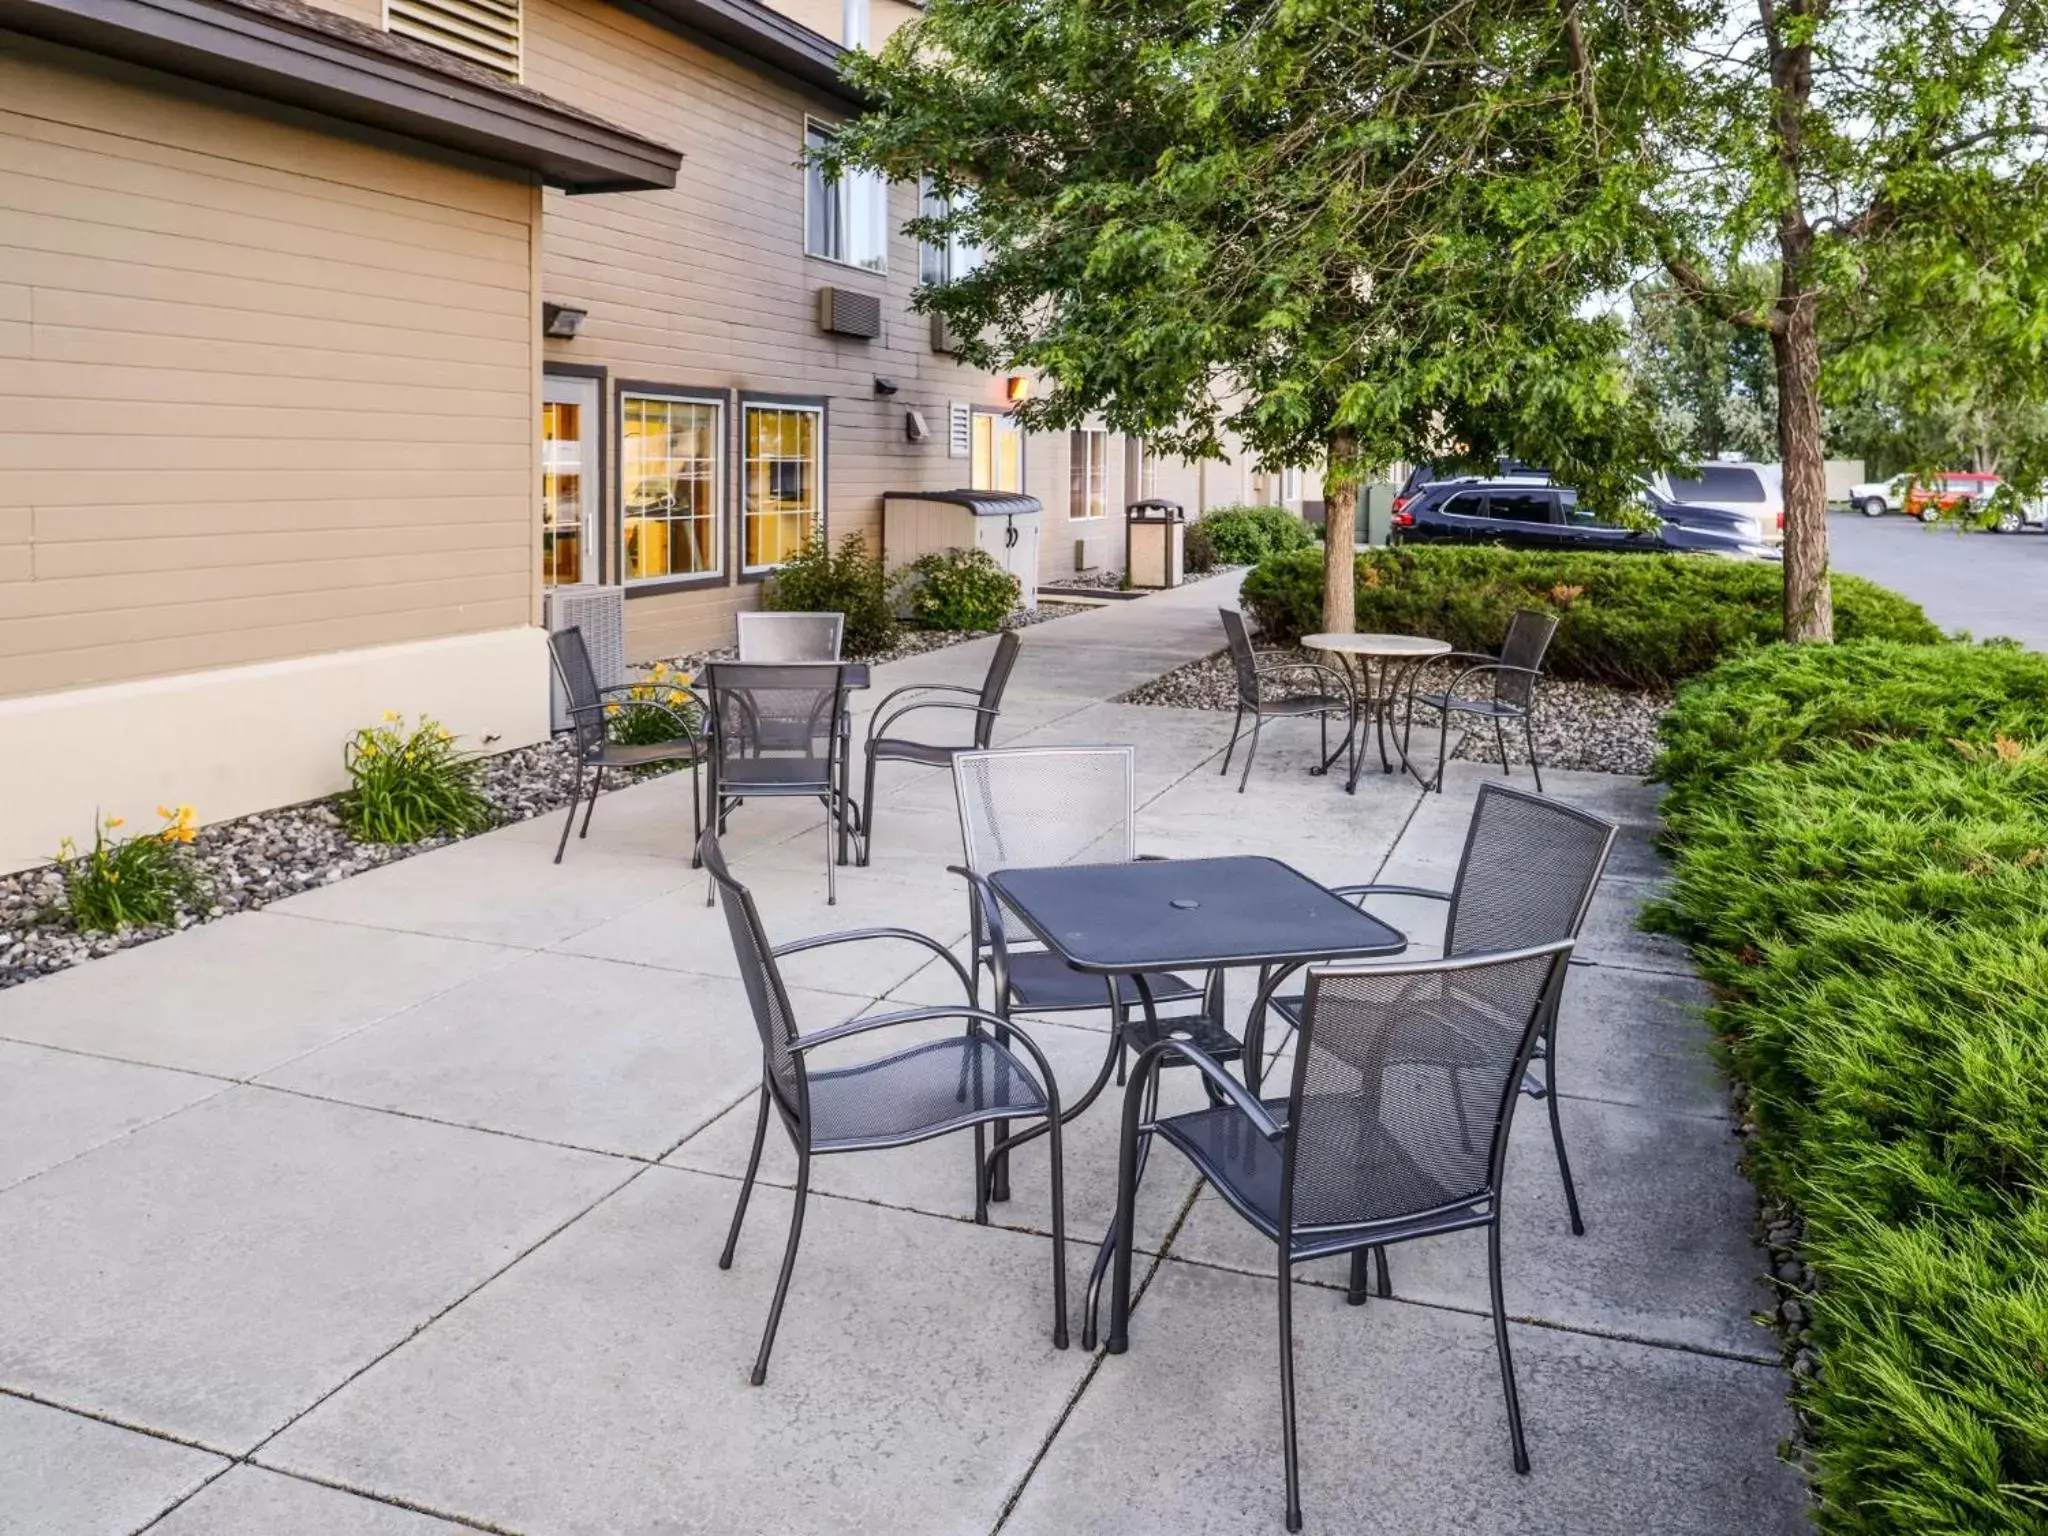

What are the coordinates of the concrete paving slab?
(487, 767, 706, 860)
(151, 1465, 467, 1534)
(1554, 962, 1728, 1117)
(0, 913, 519, 1078)
(0, 1087, 629, 1450)
(1168, 1095, 1770, 1359)
(666, 1014, 1209, 1258)
(0, 1042, 222, 1191)
(264, 1167, 1092, 1536)
(273, 834, 697, 950)
(1002, 1259, 1808, 1536)
(0, 1395, 224, 1536)
(1574, 886, 1697, 975)
(261, 952, 862, 1159)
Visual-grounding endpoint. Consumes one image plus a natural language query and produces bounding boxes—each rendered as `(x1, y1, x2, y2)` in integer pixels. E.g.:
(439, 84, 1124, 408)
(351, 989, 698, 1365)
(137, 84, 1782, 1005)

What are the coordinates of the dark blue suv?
(1391, 477, 1780, 560)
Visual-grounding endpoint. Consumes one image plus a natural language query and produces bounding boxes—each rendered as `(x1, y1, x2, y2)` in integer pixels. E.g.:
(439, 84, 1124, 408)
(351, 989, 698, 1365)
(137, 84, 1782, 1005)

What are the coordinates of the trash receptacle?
(1124, 499, 1186, 589)
(1361, 483, 1395, 547)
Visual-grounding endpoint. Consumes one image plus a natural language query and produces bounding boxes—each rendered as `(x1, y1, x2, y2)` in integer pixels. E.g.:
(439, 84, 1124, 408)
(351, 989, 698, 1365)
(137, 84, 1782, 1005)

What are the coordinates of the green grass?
(1647, 640, 2048, 1533)
(1240, 545, 1941, 689)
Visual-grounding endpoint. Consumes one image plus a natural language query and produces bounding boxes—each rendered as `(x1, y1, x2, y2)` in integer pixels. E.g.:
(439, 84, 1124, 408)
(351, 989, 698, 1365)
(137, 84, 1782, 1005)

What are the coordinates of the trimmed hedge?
(1186, 504, 1317, 573)
(1239, 546, 1941, 690)
(1647, 640, 2048, 1534)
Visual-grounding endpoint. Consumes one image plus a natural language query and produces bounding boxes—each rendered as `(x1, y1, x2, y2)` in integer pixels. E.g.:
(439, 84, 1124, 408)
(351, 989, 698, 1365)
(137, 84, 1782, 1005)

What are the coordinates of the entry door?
(542, 372, 602, 586)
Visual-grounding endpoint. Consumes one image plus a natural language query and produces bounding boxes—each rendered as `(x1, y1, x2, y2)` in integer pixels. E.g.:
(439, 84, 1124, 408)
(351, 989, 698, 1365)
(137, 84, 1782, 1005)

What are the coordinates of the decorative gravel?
(0, 605, 1092, 994)
(1118, 644, 1669, 777)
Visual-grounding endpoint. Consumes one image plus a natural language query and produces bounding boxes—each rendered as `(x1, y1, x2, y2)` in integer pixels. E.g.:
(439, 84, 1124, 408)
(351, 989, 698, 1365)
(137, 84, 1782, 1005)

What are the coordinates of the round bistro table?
(1300, 632, 1451, 790)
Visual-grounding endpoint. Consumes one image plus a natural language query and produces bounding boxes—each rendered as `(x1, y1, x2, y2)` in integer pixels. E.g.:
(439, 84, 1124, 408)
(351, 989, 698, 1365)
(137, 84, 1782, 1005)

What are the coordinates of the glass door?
(541, 372, 601, 586)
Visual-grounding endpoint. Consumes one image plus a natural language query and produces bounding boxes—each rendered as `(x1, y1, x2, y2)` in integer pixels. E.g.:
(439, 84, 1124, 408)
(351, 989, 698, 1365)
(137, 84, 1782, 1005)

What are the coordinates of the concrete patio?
(0, 577, 1807, 1535)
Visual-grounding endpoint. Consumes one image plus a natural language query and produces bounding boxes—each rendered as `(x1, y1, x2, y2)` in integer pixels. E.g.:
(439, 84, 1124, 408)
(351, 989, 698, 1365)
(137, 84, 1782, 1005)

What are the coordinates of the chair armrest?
(566, 692, 700, 739)
(868, 698, 1000, 746)
(1248, 657, 1355, 705)
(1327, 883, 1451, 904)
(1411, 660, 1544, 707)
(1130, 1036, 1284, 1140)
(790, 1002, 1011, 1053)
(771, 926, 974, 1001)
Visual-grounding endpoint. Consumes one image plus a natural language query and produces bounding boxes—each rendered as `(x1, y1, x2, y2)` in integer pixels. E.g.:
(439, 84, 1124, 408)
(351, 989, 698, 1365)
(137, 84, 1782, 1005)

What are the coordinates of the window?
(1561, 489, 1599, 525)
(620, 392, 723, 583)
(541, 372, 600, 586)
(1668, 466, 1766, 503)
(1486, 492, 1554, 524)
(805, 122, 886, 272)
(1279, 466, 1302, 503)
(744, 402, 824, 571)
(1138, 443, 1159, 500)
(917, 179, 981, 286)
(971, 410, 1023, 493)
(1069, 430, 1108, 520)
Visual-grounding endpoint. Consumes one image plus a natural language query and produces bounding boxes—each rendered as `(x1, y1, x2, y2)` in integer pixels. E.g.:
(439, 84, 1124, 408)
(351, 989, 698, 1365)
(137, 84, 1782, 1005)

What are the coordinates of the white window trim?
(619, 389, 727, 586)
(742, 400, 827, 575)
(1069, 428, 1110, 522)
(804, 118, 888, 275)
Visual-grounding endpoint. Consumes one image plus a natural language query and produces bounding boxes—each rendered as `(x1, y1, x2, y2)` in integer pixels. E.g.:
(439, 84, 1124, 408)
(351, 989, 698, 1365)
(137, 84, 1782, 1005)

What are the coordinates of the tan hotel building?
(0, 0, 1304, 867)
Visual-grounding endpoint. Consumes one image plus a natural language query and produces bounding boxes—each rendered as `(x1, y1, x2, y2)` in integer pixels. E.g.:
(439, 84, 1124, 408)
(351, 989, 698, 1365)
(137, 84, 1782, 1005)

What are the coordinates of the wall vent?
(947, 402, 971, 459)
(931, 313, 964, 354)
(387, 0, 521, 77)
(817, 287, 882, 339)
(542, 584, 625, 733)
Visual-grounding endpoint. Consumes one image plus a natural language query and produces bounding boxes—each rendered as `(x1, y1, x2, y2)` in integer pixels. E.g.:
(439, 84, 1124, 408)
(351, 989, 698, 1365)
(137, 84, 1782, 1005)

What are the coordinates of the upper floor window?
(918, 179, 982, 286)
(1070, 430, 1108, 520)
(806, 122, 886, 273)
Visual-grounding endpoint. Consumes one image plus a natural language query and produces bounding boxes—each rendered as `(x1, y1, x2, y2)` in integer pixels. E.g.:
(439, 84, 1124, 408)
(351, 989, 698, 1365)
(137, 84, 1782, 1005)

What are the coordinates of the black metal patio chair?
(546, 626, 702, 865)
(701, 828, 1068, 1384)
(1106, 940, 1576, 1531)
(736, 610, 844, 661)
(1217, 608, 1355, 794)
(701, 661, 852, 903)
(948, 745, 1238, 1201)
(858, 630, 1021, 866)
(1264, 781, 1617, 1237)
(1402, 608, 1559, 793)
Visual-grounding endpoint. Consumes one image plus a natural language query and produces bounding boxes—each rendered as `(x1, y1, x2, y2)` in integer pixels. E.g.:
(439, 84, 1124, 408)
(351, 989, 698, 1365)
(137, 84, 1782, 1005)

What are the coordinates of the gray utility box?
(881, 489, 1044, 612)
(1125, 499, 1186, 588)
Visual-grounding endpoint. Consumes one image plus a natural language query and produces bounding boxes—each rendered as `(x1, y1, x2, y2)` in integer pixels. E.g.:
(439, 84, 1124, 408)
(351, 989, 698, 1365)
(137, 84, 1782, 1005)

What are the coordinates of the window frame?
(803, 118, 888, 275)
(739, 394, 829, 582)
(541, 363, 607, 588)
(1069, 428, 1109, 522)
(615, 380, 732, 598)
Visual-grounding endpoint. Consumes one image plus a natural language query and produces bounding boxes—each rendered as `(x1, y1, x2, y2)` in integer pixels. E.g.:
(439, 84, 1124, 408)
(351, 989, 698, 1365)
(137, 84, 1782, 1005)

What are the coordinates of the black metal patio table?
(985, 854, 1407, 1348)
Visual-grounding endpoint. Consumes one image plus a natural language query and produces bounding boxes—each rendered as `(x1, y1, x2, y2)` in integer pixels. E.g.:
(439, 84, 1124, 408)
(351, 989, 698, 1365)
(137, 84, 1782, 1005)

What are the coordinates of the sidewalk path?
(0, 575, 1805, 1534)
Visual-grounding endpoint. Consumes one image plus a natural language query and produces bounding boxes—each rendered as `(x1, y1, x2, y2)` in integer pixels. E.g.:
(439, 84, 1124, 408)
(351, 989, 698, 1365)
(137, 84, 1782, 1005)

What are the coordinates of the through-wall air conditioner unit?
(818, 287, 882, 339)
(543, 584, 626, 733)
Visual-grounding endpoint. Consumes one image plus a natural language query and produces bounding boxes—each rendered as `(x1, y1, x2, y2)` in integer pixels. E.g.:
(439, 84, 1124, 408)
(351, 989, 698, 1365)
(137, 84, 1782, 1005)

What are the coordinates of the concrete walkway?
(0, 577, 1806, 1535)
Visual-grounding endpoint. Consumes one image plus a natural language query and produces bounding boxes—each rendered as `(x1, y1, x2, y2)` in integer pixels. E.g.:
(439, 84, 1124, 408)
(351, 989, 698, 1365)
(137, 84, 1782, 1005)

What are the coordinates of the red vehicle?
(1904, 471, 2002, 523)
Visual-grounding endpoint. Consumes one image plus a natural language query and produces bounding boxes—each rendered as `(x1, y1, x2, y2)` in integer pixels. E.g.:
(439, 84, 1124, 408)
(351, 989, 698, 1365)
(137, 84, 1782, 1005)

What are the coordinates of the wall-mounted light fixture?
(873, 376, 900, 397)
(1005, 374, 1032, 403)
(542, 302, 587, 340)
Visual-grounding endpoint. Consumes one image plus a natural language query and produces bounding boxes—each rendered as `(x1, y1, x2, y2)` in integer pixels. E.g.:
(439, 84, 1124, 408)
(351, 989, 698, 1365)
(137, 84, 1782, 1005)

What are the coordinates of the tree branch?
(1661, 251, 1781, 333)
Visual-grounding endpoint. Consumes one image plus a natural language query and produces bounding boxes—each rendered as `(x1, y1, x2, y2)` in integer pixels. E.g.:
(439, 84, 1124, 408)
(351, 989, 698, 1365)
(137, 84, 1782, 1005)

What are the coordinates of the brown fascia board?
(623, 0, 863, 108)
(0, 0, 682, 191)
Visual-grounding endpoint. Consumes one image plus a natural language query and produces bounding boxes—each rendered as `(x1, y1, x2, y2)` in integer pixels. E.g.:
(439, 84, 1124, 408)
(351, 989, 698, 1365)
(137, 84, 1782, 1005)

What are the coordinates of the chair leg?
(1494, 716, 1512, 779)
(1374, 1244, 1392, 1298)
(719, 1084, 770, 1269)
(688, 760, 704, 867)
(553, 762, 587, 864)
(1346, 1248, 1371, 1306)
(1433, 707, 1450, 793)
(822, 797, 836, 906)
(1489, 1218, 1531, 1473)
(1237, 714, 1263, 794)
(1045, 1104, 1070, 1350)
(579, 765, 603, 838)
(1220, 705, 1245, 776)
(1543, 1005, 1585, 1235)
(859, 749, 878, 867)
(1524, 711, 1545, 794)
(750, 1146, 811, 1387)
(1279, 1263, 1304, 1532)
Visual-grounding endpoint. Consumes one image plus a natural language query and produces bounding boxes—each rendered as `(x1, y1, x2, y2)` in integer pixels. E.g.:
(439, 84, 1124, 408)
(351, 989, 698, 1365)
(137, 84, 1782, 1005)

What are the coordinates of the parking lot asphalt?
(1827, 509, 2048, 649)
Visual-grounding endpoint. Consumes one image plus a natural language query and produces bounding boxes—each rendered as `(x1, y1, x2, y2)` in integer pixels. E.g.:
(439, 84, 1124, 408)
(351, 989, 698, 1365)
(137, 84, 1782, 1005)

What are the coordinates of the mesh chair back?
(973, 631, 1025, 748)
(548, 627, 606, 761)
(1445, 782, 1617, 956)
(699, 829, 806, 1119)
(704, 662, 843, 793)
(1493, 610, 1558, 709)
(1288, 943, 1572, 1230)
(953, 746, 1139, 872)
(1219, 608, 1261, 704)
(738, 611, 844, 662)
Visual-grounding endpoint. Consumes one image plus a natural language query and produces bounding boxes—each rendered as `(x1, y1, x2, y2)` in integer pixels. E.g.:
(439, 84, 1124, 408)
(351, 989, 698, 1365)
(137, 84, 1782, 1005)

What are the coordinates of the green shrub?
(762, 533, 899, 656)
(1647, 640, 2048, 1534)
(607, 660, 700, 747)
(54, 807, 207, 932)
(1184, 519, 1217, 574)
(1192, 504, 1317, 566)
(339, 713, 495, 844)
(1239, 545, 1941, 689)
(899, 546, 1020, 631)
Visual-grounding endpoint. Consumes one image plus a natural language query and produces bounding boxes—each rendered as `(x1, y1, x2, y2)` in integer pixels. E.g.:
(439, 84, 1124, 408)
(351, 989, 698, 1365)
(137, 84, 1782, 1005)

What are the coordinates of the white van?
(1647, 463, 1784, 545)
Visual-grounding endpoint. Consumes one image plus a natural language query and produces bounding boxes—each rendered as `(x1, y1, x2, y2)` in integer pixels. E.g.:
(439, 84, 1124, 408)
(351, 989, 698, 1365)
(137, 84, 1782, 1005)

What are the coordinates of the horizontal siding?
(0, 42, 537, 699)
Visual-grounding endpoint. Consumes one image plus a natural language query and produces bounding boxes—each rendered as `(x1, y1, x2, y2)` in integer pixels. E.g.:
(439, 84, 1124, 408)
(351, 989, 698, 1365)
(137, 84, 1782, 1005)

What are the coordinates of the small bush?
(339, 713, 495, 844)
(1648, 640, 2048, 1534)
(1191, 504, 1317, 566)
(607, 660, 700, 746)
(900, 546, 1020, 631)
(762, 533, 899, 656)
(1184, 519, 1217, 574)
(54, 807, 207, 932)
(1240, 545, 1941, 689)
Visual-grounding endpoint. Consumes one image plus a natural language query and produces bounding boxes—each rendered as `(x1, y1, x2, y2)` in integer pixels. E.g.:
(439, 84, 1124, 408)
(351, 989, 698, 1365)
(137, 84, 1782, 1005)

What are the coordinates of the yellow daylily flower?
(383, 710, 401, 723)
(104, 815, 125, 829)
(158, 805, 175, 820)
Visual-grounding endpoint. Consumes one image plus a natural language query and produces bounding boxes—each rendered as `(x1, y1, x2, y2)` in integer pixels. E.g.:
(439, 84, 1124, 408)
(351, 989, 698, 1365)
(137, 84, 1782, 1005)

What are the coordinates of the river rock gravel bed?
(1118, 647, 1669, 777)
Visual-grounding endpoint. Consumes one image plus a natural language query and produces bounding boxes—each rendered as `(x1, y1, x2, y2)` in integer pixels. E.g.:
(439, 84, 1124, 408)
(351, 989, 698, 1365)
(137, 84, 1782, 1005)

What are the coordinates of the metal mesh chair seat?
(869, 737, 966, 768)
(807, 1034, 1050, 1150)
(592, 739, 703, 770)
(1412, 691, 1527, 719)
(1155, 1099, 1492, 1257)
(715, 757, 836, 790)
(1003, 951, 1204, 1012)
(1256, 691, 1352, 716)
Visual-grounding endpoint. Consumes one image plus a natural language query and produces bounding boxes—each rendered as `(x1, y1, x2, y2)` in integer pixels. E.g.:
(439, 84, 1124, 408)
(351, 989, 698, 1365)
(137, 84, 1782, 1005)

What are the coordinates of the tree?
(829, 0, 1669, 634)
(1628, 272, 1780, 464)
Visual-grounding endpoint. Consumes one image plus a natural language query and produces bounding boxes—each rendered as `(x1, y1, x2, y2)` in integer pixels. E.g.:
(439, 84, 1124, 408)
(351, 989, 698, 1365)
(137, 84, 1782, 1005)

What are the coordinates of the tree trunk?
(1773, 301, 1833, 642)
(1322, 428, 1359, 635)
